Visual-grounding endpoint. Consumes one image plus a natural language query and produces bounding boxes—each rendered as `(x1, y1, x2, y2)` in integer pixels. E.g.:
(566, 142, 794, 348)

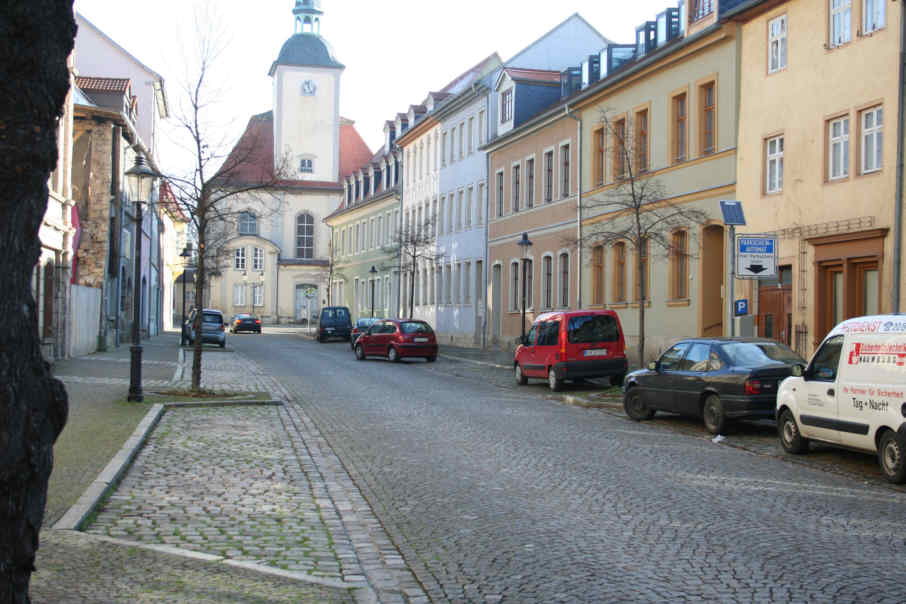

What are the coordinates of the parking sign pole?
(729, 224, 735, 337)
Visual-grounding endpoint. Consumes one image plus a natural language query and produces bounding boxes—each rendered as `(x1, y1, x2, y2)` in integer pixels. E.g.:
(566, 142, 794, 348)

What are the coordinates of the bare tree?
(384, 214, 442, 318)
(581, 111, 707, 365)
(0, 1, 73, 600)
(163, 7, 288, 391)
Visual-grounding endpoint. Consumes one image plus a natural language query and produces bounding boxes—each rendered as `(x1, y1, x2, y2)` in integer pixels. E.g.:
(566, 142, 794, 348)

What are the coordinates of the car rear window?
(720, 342, 804, 367)
(322, 308, 349, 321)
(567, 315, 620, 343)
(202, 312, 222, 325)
(401, 321, 433, 335)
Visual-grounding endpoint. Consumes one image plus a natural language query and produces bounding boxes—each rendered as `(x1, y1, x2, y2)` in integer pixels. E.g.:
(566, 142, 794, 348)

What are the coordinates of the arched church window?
(296, 213, 314, 259)
(239, 211, 257, 235)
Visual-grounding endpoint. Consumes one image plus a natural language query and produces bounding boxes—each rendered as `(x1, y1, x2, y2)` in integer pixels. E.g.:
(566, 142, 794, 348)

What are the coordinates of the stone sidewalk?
(34, 332, 426, 603)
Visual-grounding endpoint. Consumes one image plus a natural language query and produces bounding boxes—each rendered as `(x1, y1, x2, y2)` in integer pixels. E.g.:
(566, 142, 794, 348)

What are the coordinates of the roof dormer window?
(300, 158, 314, 173)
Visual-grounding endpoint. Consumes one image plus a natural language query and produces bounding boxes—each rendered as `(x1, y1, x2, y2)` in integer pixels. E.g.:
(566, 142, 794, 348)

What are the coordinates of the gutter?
(565, 104, 582, 309)
(895, 1, 905, 312)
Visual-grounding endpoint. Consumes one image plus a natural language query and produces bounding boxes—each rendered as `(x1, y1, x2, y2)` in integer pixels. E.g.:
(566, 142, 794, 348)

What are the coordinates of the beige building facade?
(735, 0, 902, 355)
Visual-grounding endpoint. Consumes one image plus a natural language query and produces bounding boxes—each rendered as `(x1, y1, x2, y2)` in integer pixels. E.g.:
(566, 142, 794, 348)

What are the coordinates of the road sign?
(737, 235, 777, 279)
(735, 299, 749, 316)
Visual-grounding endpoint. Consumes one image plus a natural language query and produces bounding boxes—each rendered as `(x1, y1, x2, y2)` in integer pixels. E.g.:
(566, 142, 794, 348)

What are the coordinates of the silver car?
(185, 308, 226, 348)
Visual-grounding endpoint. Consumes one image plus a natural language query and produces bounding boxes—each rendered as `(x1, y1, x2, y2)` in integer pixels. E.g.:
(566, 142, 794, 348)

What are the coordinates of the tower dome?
(269, 0, 343, 74)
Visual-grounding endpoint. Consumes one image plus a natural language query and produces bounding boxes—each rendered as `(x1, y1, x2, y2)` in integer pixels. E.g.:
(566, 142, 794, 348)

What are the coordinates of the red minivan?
(514, 310, 627, 391)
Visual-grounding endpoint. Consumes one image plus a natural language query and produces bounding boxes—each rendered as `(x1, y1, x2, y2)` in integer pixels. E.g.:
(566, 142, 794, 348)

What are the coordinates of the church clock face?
(301, 79, 317, 96)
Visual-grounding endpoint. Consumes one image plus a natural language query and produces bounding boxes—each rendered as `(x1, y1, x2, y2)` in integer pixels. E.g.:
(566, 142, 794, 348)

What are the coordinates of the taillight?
(255, 320, 261, 324)
(745, 379, 762, 395)
(220, 325, 225, 332)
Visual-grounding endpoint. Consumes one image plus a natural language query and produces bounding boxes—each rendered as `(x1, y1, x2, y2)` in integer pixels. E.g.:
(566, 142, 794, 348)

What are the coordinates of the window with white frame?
(525, 158, 535, 208)
(768, 15, 787, 73)
(468, 117, 474, 154)
(543, 255, 553, 308)
(861, 106, 883, 174)
(829, 116, 849, 180)
(448, 194, 455, 231)
(454, 263, 461, 304)
(830, 0, 851, 47)
(475, 260, 483, 303)
(253, 247, 263, 271)
(464, 262, 472, 304)
(510, 261, 520, 311)
(435, 267, 443, 305)
(300, 158, 313, 173)
(441, 132, 447, 166)
(512, 164, 521, 212)
(501, 89, 513, 123)
(465, 186, 473, 228)
(239, 211, 257, 235)
(253, 284, 263, 307)
(459, 123, 465, 159)
(296, 213, 314, 258)
(560, 144, 570, 198)
(559, 252, 570, 307)
(478, 111, 485, 145)
(233, 284, 246, 306)
(766, 135, 784, 193)
(496, 171, 505, 217)
(863, 0, 885, 34)
(445, 264, 453, 304)
(477, 183, 485, 225)
(450, 129, 456, 164)
(525, 259, 533, 309)
(234, 247, 246, 270)
(543, 150, 554, 202)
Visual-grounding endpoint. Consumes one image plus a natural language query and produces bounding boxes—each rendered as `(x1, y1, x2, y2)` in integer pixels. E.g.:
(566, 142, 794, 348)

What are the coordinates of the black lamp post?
(179, 243, 193, 347)
(517, 232, 533, 342)
(369, 265, 377, 318)
(125, 153, 159, 402)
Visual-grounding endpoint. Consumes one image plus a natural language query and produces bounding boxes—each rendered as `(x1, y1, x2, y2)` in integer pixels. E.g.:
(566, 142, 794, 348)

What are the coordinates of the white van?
(776, 315, 906, 483)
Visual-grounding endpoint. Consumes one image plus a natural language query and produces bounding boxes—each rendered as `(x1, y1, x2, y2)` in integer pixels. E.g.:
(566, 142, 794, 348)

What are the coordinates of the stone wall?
(72, 120, 116, 289)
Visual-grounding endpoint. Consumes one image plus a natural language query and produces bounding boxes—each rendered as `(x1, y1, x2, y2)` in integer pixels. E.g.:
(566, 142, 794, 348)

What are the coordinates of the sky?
(74, 0, 675, 177)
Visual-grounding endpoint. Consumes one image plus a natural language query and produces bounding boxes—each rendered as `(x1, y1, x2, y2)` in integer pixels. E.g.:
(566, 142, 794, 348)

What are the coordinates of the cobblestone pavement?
(75, 337, 427, 604)
(238, 333, 906, 603)
(33, 529, 354, 603)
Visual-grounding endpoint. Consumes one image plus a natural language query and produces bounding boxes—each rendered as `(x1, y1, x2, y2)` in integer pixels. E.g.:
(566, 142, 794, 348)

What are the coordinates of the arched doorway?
(700, 225, 725, 337)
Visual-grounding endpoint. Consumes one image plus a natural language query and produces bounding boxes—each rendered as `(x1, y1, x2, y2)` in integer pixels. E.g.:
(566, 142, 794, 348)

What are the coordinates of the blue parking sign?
(735, 299, 748, 316)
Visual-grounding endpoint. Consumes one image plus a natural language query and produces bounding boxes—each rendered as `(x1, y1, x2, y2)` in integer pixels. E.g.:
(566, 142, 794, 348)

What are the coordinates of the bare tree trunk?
(191, 223, 206, 390)
(0, 2, 74, 601)
(637, 253, 646, 367)
(408, 269, 415, 318)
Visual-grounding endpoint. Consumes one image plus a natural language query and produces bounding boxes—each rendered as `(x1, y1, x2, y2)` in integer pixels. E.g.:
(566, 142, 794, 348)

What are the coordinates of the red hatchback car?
(514, 310, 627, 391)
(353, 319, 438, 363)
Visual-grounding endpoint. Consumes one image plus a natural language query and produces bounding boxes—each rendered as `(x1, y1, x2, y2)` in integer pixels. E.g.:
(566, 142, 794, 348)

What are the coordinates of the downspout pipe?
(566, 105, 582, 309)
(894, 1, 906, 313)
(483, 99, 491, 349)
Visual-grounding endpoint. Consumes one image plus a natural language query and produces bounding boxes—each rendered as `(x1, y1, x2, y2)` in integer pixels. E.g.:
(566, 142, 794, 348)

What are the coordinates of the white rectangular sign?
(736, 235, 777, 279)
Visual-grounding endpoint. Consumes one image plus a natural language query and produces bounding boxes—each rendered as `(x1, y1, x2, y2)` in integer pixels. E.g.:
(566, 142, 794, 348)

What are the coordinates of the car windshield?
(719, 342, 804, 367)
(401, 321, 432, 335)
(202, 312, 222, 325)
(567, 315, 620, 343)
(236, 314, 251, 319)
(356, 318, 379, 328)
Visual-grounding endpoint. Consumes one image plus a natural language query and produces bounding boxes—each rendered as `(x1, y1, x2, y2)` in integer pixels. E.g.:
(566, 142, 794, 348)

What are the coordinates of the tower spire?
(293, 0, 324, 35)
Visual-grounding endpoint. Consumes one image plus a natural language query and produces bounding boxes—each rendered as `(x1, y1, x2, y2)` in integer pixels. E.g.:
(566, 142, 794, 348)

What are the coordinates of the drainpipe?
(483, 99, 491, 349)
(894, 1, 906, 312)
(566, 105, 583, 308)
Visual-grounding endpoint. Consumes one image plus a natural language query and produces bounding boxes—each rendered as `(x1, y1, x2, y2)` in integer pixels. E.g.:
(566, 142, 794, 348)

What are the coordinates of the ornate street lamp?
(125, 153, 160, 402)
(369, 265, 377, 318)
(179, 243, 193, 347)
(517, 232, 533, 342)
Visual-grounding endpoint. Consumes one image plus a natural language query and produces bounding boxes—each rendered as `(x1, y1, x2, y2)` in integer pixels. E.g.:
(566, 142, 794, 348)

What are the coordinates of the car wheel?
(388, 346, 400, 363)
(515, 363, 528, 385)
(317, 335, 324, 343)
(624, 387, 655, 421)
(778, 409, 809, 454)
(548, 367, 563, 392)
(702, 394, 726, 435)
(878, 431, 906, 483)
(610, 374, 625, 387)
(426, 356, 436, 363)
(355, 344, 366, 361)
(219, 341, 225, 349)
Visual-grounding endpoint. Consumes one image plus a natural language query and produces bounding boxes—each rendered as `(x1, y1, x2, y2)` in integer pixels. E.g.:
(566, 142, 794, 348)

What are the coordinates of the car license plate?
(584, 349, 607, 357)
(414, 337, 428, 343)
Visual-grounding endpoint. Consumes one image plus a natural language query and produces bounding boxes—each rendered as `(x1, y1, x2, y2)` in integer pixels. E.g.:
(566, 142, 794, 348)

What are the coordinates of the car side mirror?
(791, 364, 804, 377)
(520, 335, 529, 346)
(648, 361, 658, 371)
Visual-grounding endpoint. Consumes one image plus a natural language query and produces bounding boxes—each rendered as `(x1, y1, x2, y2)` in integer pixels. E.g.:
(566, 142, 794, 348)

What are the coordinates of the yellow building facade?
(735, 0, 902, 355)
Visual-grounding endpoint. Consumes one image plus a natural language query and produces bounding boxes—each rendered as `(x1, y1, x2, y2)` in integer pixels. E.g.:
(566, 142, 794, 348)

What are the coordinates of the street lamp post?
(369, 265, 377, 318)
(125, 153, 160, 402)
(517, 232, 533, 342)
(179, 244, 193, 347)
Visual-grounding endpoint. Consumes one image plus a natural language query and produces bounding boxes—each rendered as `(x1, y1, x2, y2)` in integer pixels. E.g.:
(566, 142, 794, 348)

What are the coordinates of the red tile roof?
(502, 68, 561, 84)
(215, 111, 371, 189)
(74, 76, 132, 93)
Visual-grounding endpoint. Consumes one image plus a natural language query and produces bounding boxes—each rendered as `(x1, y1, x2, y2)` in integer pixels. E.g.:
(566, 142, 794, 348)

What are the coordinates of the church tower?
(269, 0, 344, 183)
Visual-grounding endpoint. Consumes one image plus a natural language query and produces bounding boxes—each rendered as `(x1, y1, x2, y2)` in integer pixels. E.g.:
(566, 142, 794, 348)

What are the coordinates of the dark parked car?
(229, 313, 262, 334)
(184, 308, 226, 348)
(317, 306, 352, 342)
(353, 319, 438, 362)
(350, 317, 383, 349)
(622, 337, 805, 434)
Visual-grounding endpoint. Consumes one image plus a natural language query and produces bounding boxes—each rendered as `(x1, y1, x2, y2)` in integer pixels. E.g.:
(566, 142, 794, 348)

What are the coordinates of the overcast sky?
(74, 0, 675, 176)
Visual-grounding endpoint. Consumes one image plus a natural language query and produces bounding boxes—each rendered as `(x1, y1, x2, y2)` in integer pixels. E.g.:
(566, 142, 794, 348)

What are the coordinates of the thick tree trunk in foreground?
(0, 2, 75, 601)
